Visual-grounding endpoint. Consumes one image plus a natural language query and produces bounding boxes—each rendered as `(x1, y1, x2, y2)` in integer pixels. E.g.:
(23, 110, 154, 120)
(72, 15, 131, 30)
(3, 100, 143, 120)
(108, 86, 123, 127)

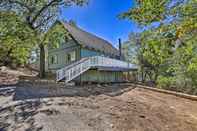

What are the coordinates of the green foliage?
(44, 21, 69, 48)
(0, 11, 37, 66)
(120, 0, 169, 25)
(121, 0, 197, 90)
(172, 40, 197, 88)
(122, 32, 139, 64)
(0, 0, 87, 72)
(157, 76, 176, 88)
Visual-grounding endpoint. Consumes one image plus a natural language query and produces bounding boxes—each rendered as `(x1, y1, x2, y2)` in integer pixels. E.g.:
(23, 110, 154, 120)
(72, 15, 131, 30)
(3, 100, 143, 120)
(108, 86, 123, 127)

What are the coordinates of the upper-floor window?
(50, 55, 58, 64)
(66, 51, 76, 63)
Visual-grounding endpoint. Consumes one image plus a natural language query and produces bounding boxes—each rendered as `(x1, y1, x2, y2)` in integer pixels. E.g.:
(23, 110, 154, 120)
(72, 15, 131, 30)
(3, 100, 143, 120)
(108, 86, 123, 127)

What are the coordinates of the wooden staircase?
(56, 56, 137, 83)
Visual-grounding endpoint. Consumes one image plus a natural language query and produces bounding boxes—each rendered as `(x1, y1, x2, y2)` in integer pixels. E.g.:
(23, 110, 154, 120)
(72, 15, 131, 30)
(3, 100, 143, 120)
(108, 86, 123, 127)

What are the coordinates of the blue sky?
(60, 0, 139, 47)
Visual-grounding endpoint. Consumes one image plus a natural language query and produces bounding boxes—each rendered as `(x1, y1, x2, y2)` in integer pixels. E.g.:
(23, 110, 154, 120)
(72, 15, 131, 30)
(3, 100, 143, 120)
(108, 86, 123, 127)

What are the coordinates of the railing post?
(69, 69, 71, 81)
(57, 56, 137, 83)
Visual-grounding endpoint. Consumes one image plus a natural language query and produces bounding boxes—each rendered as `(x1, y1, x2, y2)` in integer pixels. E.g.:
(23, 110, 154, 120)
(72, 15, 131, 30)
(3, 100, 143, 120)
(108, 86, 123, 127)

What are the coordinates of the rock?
(0, 66, 7, 72)
(110, 124, 114, 128)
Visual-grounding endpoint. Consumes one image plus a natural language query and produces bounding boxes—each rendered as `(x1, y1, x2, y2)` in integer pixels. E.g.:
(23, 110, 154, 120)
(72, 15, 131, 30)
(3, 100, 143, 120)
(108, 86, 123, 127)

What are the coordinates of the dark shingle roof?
(61, 21, 119, 56)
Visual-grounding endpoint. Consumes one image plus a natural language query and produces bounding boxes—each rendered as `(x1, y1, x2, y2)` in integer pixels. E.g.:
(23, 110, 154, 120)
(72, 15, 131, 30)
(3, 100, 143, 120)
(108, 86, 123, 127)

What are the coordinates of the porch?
(56, 56, 138, 83)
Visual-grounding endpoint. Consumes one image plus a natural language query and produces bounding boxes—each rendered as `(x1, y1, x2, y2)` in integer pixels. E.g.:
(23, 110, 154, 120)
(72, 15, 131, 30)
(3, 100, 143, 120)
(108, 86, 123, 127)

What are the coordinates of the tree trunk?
(154, 71, 159, 83)
(39, 44, 45, 78)
(141, 67, 145, 82)
(3, 48, 13, 66)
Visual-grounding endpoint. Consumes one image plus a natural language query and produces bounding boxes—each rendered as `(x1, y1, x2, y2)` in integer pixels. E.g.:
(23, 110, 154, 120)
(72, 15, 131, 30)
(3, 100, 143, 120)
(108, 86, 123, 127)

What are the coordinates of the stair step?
(56, 56, 137, 83)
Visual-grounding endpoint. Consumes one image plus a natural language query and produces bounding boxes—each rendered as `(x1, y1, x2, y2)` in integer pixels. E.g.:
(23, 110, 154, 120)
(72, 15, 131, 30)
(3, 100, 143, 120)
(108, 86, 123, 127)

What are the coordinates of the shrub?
(157, 76, 176, 89)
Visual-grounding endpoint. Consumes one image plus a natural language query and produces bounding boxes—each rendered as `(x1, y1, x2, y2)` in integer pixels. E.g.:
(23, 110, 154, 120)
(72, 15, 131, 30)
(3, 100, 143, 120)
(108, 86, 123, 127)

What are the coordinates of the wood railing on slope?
(56, 56, 137, 83)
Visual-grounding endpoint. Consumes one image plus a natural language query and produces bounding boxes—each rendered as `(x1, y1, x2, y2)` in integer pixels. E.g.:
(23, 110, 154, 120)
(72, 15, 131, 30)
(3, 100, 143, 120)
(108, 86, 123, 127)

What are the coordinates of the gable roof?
(59, 21, 119, 56)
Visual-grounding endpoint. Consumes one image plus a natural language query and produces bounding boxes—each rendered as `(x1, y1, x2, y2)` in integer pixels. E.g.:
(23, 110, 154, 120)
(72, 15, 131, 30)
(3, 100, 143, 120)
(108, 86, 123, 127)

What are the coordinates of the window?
(50, 55, 58, 64)
(70, 51, 76, 62)
(65, 54, 68, 64)
(66, 51, 76, 63)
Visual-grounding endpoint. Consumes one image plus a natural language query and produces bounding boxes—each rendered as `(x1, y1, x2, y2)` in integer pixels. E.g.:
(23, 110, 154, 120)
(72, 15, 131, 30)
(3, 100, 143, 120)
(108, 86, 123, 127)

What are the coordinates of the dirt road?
(0, 83, 197, 131)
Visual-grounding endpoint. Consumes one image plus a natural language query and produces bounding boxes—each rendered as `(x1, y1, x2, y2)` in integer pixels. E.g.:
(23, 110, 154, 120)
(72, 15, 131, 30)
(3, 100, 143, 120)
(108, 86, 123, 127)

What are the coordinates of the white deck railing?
(56, 56, 137, 83)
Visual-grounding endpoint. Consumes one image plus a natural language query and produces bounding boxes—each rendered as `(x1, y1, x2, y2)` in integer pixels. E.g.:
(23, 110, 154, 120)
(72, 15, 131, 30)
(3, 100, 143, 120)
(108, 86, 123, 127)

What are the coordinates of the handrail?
(64, 58, 91, 83)
(64, 57, 89, 71)
(56, 58, 89, 81)
(56, 56, 138, 83)
(90, 56, 133, 68)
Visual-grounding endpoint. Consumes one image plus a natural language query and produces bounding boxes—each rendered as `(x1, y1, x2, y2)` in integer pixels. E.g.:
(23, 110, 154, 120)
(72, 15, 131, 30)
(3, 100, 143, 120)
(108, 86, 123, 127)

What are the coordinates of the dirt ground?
(0, 68, 197, 131)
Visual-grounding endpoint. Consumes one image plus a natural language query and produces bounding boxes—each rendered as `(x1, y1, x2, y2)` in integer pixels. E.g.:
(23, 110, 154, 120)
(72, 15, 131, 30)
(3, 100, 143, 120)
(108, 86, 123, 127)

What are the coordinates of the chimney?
(118, 38, 122, 59)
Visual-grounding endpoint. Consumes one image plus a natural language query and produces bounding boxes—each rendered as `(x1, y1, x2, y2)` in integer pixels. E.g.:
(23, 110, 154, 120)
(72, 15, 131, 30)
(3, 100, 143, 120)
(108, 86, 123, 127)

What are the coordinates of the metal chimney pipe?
(118, 38, 122, 59)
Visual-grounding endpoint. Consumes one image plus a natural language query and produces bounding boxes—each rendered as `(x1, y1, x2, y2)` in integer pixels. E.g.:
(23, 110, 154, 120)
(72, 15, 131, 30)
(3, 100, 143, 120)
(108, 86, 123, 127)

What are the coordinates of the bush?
(157, 76, 176, 89)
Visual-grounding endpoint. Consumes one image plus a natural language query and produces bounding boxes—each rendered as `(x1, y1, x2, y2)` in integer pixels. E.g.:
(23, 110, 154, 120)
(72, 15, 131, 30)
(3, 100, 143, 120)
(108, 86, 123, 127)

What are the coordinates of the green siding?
(80, 48, 116, 59)
(48, 41, 126, 83)
(48, 40, 80, 71)
(81, 48, 102, 57)
(75, 69, 124, 83)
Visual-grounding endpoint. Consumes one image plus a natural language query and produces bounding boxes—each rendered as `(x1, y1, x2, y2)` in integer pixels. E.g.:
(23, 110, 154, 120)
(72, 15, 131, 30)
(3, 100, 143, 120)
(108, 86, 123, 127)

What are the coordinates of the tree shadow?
(0, 82, 136, 130)
(12, 82, 135, 101)
(0, 86, 16, 97)
(0, 100, 43, 131)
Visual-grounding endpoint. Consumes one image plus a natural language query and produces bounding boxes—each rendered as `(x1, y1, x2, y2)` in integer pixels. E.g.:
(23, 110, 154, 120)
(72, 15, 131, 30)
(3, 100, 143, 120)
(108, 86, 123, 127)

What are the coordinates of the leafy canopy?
(0, 0, 87, 67)
(121, 0, 197, 90)
(0, 11, 37, 65)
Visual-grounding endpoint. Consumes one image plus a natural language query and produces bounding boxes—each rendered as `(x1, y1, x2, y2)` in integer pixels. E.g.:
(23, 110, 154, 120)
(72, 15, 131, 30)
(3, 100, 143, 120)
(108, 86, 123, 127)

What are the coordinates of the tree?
(122, 32, 139, 64)
(0, 11, 37, 67)
(120, 0, 169, 26)
(0, 0, 87, 77)
(121, 0, 197, 89)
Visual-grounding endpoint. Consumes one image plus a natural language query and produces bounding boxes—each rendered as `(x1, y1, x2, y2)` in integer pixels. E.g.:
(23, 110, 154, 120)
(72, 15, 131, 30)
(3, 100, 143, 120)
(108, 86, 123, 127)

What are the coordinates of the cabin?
(46, 21, 137, 84)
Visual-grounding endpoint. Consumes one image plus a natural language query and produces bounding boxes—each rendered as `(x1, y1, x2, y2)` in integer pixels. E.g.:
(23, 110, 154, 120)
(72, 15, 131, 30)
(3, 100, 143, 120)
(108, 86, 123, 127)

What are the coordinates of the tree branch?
(34, 15, 55, 29)
(7, 0, 32, 12)
(30, 0, 62, 27)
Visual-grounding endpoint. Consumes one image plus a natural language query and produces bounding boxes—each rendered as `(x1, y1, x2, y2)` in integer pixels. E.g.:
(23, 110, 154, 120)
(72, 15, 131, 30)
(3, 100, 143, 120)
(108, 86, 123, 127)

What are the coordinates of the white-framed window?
(67, 51, 76, 62)
(50, 55, 58, 64)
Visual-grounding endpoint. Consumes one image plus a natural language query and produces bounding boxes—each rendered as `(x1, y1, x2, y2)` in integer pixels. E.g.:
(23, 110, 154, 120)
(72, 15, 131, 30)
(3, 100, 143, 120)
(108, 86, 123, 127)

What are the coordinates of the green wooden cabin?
(47, 21, 137, 83)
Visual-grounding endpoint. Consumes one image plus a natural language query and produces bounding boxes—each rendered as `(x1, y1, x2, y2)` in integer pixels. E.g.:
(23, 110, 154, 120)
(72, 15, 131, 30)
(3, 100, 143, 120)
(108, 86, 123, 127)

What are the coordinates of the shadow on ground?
(0, 82, 135, 101)
(0, 82, 135, 130)
(0, 99, 43, 131)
